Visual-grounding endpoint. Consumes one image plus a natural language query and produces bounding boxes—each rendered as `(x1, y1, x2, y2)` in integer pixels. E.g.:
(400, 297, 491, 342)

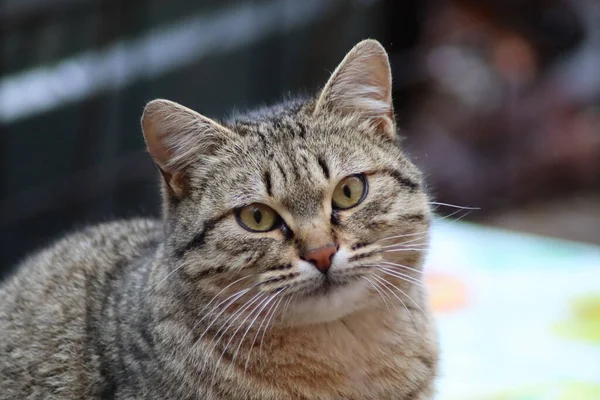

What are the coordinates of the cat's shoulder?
(33, 217, 161, 260)
(2, 218, 162, 287)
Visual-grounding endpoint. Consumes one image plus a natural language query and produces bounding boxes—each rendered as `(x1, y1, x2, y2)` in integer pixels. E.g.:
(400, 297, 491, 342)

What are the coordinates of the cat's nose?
(301, 244, 338, 274)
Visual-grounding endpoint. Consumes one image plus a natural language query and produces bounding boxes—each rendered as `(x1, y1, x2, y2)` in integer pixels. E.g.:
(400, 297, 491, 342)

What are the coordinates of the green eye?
(236, 203, 280, 232)
(332, 174, 367, 209)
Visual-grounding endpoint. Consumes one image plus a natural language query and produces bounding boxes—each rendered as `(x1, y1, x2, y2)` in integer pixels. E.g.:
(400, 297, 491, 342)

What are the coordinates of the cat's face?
(142, 40, 430, 325)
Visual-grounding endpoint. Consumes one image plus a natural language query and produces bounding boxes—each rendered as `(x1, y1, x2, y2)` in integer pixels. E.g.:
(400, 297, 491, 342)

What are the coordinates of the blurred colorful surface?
(426, 221, 600, 399)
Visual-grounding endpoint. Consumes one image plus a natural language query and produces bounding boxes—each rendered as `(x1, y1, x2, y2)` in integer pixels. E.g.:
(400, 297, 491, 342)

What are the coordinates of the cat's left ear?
(314, 39, 395, 138)
(141, 99, 235, 199)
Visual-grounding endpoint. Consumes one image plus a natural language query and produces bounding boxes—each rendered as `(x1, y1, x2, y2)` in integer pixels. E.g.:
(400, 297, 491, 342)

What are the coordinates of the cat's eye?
(236, 203, 280, 232)
(332, 174, 367, 209)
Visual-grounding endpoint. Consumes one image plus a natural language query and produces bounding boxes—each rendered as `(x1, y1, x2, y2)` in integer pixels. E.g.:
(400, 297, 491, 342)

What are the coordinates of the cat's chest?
(242, 320, 419, 399)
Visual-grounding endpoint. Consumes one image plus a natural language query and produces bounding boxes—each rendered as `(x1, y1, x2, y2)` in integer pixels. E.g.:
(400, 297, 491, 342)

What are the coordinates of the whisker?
(375, 274, 430, 322)
(243, 292, 283, 372)
(379, 243, 429, 251)
(370, 274, 420, 333)
(379, 234, 429, 249)
(380, 244, 428, 251)
(197, 275, 255, 315)
(197, 275, 278, 327)
(190, 275, 276, 360)
(250, 296, 281, 360)
(145, 264, 186, 298)
(195, 287, 253, 336)
(363, 276, 393, 311)
(140, 256, 253, 306)
(378, 248, 427, 254)
(375, 231, 429, 243)
(217, 293, 273, 368)
(379, 261, 423, 275)
(258, 293, 289, 364)
(211, 292, 265, 348)
(370, 265, 424, 287)
(429, 201, 480, 210)
(449, 210, 473, 224)
(434, 208, 466, 221)
(207, 292, 266, 374)
(281, 293, 294, 314)
(183, 287, 252, 368)
(232, 292, 281, 369)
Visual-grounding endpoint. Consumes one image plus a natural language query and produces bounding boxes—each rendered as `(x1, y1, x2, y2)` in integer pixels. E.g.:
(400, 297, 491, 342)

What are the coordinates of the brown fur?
(0, 40, 438, 399)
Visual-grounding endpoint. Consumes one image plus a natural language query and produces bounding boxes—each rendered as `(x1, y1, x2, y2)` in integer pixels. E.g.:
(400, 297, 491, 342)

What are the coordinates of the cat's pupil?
(253, 209, 262, 224)
(343, 185, 352, 198)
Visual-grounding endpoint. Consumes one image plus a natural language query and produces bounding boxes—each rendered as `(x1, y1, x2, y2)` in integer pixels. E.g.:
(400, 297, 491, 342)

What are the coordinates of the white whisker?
(450, 210, 473, 223)
(380, 243, 429, 251)
(376, 266, 424, 287)
(208, 292, 266, 374)
(376, 274, 429, 322)
(211, 292, 264, 349)
(146, 264, 185, 296)
(370, 274, 420, 333)
(435, 208, 466, 221)
(382, 243, 428, 249)
(231, 293, 279, 369)
(363, 276, 393, 311)
(197, 275, 255, 315)
(219, 292, 273, 368)
(195, 287, 253, 337)
(379, 261, 423, 275)
(182, 287, 253, 369)
(379, 248, 427, 254)
(375, 231, 429, 243)
(243, 292, 283, 372)
(140, 258, 253, 307)
(258, 293, 288, 364)
(368, 265, 424, 287)
(379, 233, 428, 249)
(429, 201, 480, 210)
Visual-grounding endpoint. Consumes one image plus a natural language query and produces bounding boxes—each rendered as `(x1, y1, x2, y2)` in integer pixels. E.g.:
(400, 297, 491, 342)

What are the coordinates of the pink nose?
(301, 244, 337, 274)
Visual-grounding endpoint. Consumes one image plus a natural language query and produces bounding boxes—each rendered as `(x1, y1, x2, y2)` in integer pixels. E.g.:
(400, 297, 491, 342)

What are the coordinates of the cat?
(0, 39, 438, 399)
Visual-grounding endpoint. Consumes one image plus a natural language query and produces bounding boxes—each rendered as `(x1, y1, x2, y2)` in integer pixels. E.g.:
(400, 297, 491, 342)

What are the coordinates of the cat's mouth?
(281, 274, 371, 324)
(302, 275, 356, 298)
(313, 279, 339, 295)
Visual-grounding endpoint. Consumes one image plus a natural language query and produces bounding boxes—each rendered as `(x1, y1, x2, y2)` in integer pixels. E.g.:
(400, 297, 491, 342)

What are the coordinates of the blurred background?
(1, 0, 599, 398)
(2, 0, 600, 271)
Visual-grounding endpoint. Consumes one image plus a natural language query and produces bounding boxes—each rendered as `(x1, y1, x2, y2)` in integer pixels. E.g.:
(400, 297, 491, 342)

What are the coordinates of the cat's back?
(0, 218, 161, 302)
(0, 218, 161, 399)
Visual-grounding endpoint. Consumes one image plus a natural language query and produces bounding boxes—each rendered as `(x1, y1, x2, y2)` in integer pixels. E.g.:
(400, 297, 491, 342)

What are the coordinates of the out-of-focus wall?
(2, 0, 599, 278)
(0, 0, 389, 276)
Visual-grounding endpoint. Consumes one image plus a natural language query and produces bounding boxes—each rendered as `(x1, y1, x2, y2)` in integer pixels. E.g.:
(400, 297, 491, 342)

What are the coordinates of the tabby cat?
(0, 40, 438, 399)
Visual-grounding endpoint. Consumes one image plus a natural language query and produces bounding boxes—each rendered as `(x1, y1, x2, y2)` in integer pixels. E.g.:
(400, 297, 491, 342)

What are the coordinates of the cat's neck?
(147, 270, 434, 398)
(261, 305, 410, 360)
(224, 303, 433, 398)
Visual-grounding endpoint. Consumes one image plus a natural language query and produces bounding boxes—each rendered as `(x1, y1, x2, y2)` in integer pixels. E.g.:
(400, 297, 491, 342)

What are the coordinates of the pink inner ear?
(142, 112, 187, 198)
(141, 99, 236, 175)
(142, 117, 172, 169)
(314, 40, 393, 124)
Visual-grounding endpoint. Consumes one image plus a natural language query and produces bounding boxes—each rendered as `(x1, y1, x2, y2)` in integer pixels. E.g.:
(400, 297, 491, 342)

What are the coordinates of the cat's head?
(142, 40, 430, 325)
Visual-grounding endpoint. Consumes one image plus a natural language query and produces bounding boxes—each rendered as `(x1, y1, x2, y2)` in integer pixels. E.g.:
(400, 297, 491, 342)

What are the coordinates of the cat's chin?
(280, 279, 375, 325)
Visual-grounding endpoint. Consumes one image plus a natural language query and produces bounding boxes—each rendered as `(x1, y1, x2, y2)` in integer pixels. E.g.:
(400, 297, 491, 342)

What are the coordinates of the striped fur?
(0, 40, 438, 399)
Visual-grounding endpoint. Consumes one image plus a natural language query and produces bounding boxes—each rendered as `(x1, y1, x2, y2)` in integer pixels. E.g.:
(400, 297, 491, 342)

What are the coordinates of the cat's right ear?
(141, 99, 234, 199)
(313, 40, 395, 139)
